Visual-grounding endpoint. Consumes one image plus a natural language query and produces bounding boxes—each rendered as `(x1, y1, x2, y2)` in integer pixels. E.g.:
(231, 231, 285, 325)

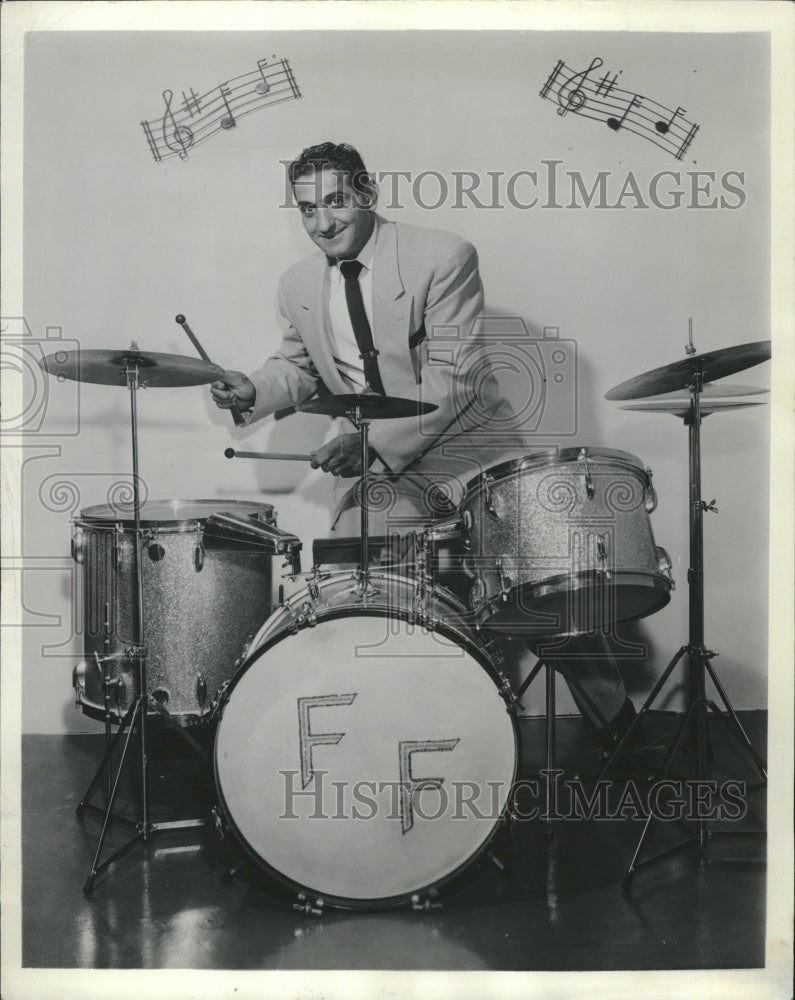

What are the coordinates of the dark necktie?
(339, 259, 385, 395)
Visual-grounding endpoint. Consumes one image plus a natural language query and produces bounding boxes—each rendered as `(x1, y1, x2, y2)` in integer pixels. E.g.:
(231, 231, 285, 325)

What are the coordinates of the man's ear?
(357, 172, 378, 211)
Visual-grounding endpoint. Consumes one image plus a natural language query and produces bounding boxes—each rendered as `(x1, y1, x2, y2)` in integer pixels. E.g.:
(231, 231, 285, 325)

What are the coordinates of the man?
(211, 141, 637, 745)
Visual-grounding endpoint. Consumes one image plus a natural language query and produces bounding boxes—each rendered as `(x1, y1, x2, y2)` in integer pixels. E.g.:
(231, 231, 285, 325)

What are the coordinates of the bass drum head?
(214, 610, 517, 909)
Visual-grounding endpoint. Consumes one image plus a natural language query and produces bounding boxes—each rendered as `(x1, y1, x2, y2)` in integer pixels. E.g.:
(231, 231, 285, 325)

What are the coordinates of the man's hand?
(211, 370, 256, 412)
(310, 433, 375, 478)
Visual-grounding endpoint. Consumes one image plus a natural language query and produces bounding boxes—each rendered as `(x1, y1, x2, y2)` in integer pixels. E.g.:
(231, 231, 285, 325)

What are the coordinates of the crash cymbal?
(298, 393, 439, 419)
(605, 341, 771, 401)
(39, 348, 223, 387)
(619, 399, 767, 418)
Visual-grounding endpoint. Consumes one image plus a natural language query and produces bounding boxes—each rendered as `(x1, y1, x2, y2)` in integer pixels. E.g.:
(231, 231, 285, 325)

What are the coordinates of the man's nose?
(316, 207, 334, 232)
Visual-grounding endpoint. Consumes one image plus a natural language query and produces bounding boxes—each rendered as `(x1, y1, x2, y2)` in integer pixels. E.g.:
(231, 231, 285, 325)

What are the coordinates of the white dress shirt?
(327, 216, 378, 392)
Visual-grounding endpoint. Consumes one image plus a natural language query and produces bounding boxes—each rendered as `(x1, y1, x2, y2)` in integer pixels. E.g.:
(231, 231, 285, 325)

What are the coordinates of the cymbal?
(605, 341, 771, 401)
(619, 399, 767, 418)
(298, 393, 439, 419)
(39, 348, 223, 387)
(634, 382, 769, 400)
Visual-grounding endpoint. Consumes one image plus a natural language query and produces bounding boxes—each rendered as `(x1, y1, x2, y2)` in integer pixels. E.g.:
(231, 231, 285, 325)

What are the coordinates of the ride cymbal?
(605, 341, 771, 400)
(39, 348, 223, 387)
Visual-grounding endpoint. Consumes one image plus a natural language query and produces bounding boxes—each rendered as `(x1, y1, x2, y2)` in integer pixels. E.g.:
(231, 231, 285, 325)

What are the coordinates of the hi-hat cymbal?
(298, 393, 439, 419)
(39, 348, 223, 387)
(632, 382, 769, 401)
(619, 399, 767, 418)
(605, 341, 771, 401)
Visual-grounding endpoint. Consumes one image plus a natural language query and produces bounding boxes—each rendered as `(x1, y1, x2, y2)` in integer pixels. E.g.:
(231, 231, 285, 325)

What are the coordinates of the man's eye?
(301, 206, 315, 216)
(330, 197, 344, 207)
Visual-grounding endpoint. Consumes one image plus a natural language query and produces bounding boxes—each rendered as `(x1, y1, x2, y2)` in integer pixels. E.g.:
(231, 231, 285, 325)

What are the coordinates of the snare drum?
(449, 448, 674, 636)
(72, 499, 277, 725)
(213, 570, 518, 909)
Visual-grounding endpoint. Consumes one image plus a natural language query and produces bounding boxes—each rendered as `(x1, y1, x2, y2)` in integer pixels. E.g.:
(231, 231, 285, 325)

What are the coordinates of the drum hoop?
(213, 598, 519, 910)
(476, 570, 673, 636)
(228, 598, 503, 702)
(464, 448, 648, 496)
(75, 498, 275, 531)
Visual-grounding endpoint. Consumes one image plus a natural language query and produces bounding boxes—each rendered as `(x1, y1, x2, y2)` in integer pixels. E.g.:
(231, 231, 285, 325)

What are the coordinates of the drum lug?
(411, 888, 442, 912)
(656, 546, 675, 589)
(196, 674, 207, 714)
(645, 467, 659, 513)
(293, 892, 324, 917)
(73, 660, 88, 705)
(211, 806, 228, 840)
(482, 473, 499, 518)
(578, 448, 595, 500)
(461, 508, 473, 547)
(194, 542, 205, 572)
(596, 538, 612, 580)
(496, 557, 512, 598)
(209, 679, 232, 720)
(71, 529, 84, 565)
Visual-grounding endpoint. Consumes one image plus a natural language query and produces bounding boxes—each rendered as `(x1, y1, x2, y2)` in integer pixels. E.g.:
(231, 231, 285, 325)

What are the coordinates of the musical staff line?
(141, 57, 301, 163)
(539, 57, 699, 160)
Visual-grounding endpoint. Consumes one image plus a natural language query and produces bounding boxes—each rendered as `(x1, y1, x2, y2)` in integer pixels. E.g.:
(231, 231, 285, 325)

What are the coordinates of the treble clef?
(557, 57, 603, 117)
(161, 89, 194, 160)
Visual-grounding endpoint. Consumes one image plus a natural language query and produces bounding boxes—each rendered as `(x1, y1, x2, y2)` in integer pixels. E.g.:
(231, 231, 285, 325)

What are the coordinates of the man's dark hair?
(289, 142, 372, 197)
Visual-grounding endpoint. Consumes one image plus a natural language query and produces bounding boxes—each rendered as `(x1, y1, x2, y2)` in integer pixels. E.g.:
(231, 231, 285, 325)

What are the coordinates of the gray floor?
(22, 712, 767, 971)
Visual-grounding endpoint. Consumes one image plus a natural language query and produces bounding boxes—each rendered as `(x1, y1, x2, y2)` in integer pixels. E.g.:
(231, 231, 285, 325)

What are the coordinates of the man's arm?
(211, 276, 322, 423)
(367, 238, 487, 472)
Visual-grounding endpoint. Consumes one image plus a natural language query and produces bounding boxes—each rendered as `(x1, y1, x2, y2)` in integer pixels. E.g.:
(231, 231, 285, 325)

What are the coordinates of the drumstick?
(225, 448, 314, 462)
(175, 313, 245, 427)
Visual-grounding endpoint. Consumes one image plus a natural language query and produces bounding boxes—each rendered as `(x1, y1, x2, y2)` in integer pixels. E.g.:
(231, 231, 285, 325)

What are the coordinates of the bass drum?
(213, 571, 518, 910)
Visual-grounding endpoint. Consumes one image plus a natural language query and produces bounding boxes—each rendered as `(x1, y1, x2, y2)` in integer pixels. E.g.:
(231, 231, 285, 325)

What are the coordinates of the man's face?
(293, 168, 375, 260)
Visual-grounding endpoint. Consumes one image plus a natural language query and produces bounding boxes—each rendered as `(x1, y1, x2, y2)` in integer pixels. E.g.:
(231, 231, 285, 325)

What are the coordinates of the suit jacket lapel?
(372, 218, 413, 395)
(296, 255, 349, 394)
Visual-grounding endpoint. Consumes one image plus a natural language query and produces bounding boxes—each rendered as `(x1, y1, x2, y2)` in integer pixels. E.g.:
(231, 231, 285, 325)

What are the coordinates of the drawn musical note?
(142, 57, 301, 163)
(675, 123, 699, 160)
(595, 71, 620, 98)
(255, 58, 271, 95)
(607, 94, 642, 132)
(218, 84, 236, 129)
(540, 60, 564, 99)
(655, 105, 685, 135)
(538, 55, 700, 162)
(182, 88, 202, 117)
(557, 57, 603, 116)
(161, 90, 193, 159)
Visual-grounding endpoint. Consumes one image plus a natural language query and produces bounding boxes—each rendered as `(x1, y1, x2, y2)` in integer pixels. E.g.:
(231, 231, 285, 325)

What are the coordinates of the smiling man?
(211, 141, 636, 746)
(211, 140, 522, 521)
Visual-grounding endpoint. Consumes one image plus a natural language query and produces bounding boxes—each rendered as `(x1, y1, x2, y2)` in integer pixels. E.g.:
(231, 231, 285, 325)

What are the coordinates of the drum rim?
(212, 598, 519, 910)
(75, 497, 276, 530)
(474, 569, 673, 637)
(464, 447, 648, 496)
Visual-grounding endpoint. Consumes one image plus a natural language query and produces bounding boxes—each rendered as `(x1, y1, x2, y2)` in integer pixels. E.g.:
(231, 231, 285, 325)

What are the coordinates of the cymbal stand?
(348, 401, 376, 596)
(599, 363, 767, 887)
(76, 351, 205, 894)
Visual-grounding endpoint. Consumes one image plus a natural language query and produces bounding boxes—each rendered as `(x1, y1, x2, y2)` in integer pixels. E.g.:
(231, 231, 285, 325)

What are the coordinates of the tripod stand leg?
(703, 659, 767, 780)
(83, 698, 143, 894)
(76, 700, 138, 814)
(544, 662, 556, 841)
(599, 645, 688, 779)
(514, 659, 544, 702)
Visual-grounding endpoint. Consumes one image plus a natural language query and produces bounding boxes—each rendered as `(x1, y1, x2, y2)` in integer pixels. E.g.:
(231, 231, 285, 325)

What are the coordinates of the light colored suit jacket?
(246, 216, 523, 507)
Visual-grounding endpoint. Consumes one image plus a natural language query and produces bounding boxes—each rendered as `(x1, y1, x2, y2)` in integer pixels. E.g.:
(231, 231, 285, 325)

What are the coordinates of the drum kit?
(39, 329, 770, 906)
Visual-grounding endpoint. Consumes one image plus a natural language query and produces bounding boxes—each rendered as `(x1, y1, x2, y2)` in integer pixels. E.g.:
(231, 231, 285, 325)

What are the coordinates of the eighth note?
(607, 94, 641, 132)
(655, 105, 685, 135)
(219, 84, 236, 129)
(255, 58, 271, 95)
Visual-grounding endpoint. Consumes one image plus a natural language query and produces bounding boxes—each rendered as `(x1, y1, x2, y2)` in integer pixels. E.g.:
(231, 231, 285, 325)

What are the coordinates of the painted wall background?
(19, 28, 770, 733)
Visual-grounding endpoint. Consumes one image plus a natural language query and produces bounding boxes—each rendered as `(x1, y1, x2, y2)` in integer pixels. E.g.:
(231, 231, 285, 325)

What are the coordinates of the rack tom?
(439, 448, 674, 637)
